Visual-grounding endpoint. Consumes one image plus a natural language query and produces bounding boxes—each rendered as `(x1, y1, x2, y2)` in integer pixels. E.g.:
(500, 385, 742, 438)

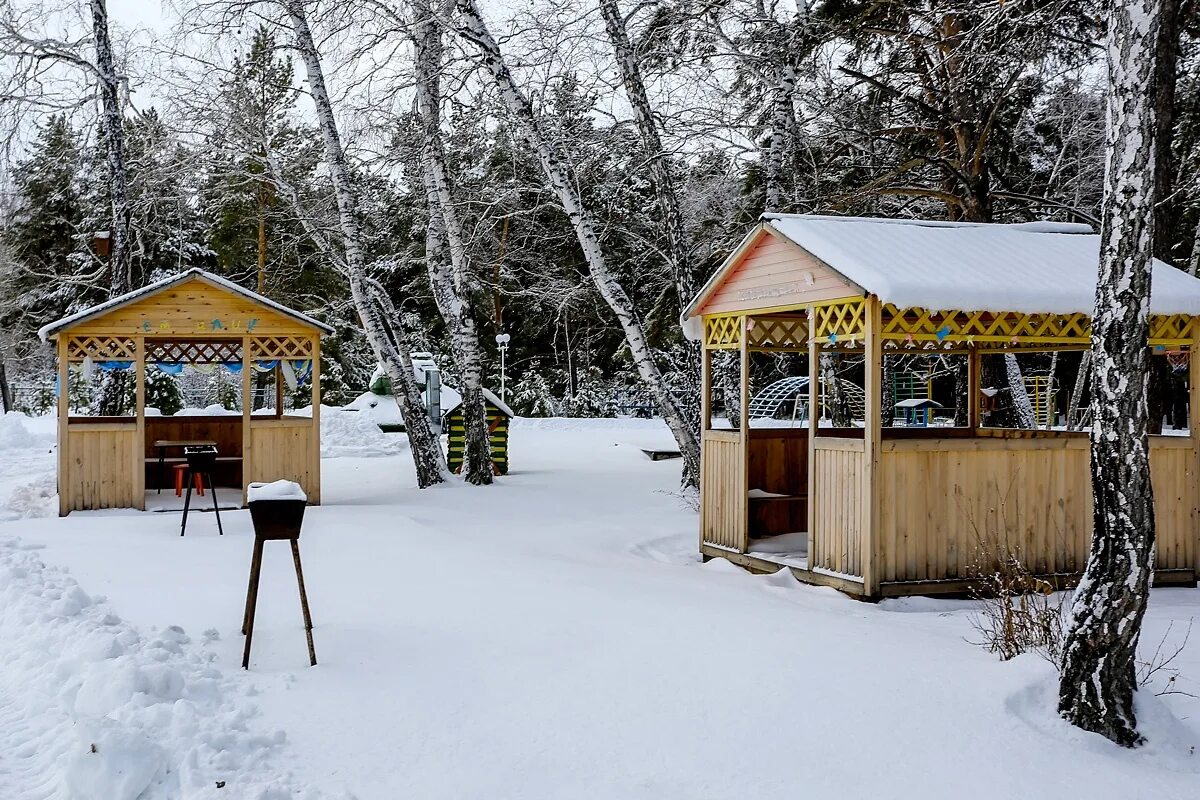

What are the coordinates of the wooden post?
(738, 315, 750, 553)
(699, 342, 711, 552)
(133, 336, 146, 509)
(968, 347, 982, 431)
(807, 305, 819, 562)
(309, 338, 321, 504)
(1191, 325, 1200, 577)
(57, 337, 69, 516)
(242, 336, 253, 505)
(862, 296, 882, 597)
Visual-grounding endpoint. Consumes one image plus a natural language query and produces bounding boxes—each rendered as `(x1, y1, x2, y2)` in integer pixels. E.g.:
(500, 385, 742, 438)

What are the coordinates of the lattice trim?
(147, 339, 242, 364)
(249, 335, 314, 359)
(812, 298, 866, 342)
(880, 305, 1196, 348)
(748, 315, 807, 351)
(703, 315, 742, 349)
(66, 335, 136, 362)
(1149, 314, 1196, 347)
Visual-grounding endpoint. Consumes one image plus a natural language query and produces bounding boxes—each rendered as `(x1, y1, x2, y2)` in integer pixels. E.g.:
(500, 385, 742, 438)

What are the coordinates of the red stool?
(173, 463, 205, 497)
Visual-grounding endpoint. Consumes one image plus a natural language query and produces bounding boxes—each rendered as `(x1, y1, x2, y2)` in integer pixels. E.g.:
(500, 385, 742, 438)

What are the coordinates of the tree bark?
(413, 0, 493, 485)
(454, 0, 701, 487)
(1005, 353, 1037, 428)
(90, 0, 131, 295)
(284, 0, 446, 488)
(1068, 350, 1092, 430)
(0, 357, 11, 414)
(1058, 0, 1160, 748)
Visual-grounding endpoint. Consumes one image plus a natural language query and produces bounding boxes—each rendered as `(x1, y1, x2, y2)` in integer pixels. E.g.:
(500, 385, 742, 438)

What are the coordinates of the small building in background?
(443, 389, 514, 476)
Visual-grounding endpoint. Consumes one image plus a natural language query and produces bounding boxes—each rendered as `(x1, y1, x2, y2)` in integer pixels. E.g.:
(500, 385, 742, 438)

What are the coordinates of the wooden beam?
(967, 347, 981, 429)
(699, 347, 711, 554)
(242, 336, 253, 506)
(738, 315, 750, 553)
(310, 338, 322, 505)
(57, 337, 69, 516)
(133, 336, 146, 510)
(807, 304, 819, 564)
(862, 296, 882, 597)
(1192, 327, 1200, 577)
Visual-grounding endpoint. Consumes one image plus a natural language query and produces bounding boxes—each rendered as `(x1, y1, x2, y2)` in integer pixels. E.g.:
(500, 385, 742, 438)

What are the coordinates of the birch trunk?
(764, 64, 798, 211)
(819, 353, 849, 427)
(1058, 0, 1160, 747)
(1004, 353, 1037, 428)
(597, 0, 692, 304)
(283, 0, 446, 488)
(413, 0, 493, 485)
(90, 0, 131, 295)
(91, 0, 133, 416)
(1068, 351, 1092, 429)
(454, 0, 701, 487)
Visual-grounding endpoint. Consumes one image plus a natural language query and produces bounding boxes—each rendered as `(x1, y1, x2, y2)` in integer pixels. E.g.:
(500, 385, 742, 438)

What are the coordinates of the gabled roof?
(38, 268, 335, 340)
(684, 214, 1200, 320)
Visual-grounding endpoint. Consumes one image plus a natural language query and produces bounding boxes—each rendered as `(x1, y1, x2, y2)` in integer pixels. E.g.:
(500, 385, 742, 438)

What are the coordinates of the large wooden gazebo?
(683, 214, 1200, 599)
(40, 268, 333, 515)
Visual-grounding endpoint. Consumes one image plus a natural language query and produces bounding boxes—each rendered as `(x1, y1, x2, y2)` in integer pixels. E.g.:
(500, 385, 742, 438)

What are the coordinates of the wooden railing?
(810, 438, 865, 578)
(701, 430, 745, 551)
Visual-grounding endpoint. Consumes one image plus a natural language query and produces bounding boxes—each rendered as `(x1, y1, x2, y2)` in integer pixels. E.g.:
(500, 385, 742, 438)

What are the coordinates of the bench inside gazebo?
(684, 215, 1200, 599)
(40, 268, 332, 515)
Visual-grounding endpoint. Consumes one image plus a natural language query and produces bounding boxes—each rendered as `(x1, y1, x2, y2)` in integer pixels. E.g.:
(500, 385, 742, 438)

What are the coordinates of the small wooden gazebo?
(683, 215, 1200, 599)
(40, 268, 333, 515)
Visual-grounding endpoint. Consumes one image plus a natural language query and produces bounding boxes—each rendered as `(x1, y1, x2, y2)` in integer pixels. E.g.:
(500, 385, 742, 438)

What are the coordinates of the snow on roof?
(685, 215, 1200, 319)
(368, 358, 514, 418)
(762, 214, 1200, 316)
(38, 268, 335, 340)
(895, 398, 943, 409)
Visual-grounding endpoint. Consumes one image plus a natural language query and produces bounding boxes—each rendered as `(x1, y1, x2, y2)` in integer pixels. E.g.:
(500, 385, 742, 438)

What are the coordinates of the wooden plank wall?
(701, 431, 746, 551)
(1151, 439, 1195, 572)
(143, 416, 243, 457)
(63, 425, 139, 511)
(810, 439, 864, 577)
(249, 419, 315, 496)
(876, 436, 1194, 583)
(747, 429, 807, 494)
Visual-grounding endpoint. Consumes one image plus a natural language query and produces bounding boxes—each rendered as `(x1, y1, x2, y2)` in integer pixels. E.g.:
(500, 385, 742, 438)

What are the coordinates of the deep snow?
(1, 411, 1198, 798)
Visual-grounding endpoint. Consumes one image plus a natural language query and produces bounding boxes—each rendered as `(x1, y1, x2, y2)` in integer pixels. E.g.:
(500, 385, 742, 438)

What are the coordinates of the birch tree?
(89, 0, 131, 294)
(282, 0, 447, 487)
(1058, 0, 1160, 747)
(453, 0, 701, 486)
(412, 0, 493, 485)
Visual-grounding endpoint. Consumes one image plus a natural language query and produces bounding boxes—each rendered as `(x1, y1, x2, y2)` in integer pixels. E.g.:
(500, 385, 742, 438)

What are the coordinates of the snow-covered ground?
(1, 411, 1198, 798)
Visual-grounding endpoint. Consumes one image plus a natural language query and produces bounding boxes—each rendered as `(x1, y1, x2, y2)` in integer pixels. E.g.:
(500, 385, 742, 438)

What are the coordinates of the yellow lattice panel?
(703, 314, 742, 349)
(249, 335, 314, 359)
(812, 298, 865, 343)
(882, 305, 1093, 347)
(1149, 314, 1195, 347)
(748, 315, 808, 351)
(66, 335, 137, 362)
(147, 339, 242, 364)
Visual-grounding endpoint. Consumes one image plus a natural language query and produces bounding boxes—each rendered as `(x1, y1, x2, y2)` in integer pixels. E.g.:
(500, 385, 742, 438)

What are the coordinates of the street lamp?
(495, 333, 511, 402)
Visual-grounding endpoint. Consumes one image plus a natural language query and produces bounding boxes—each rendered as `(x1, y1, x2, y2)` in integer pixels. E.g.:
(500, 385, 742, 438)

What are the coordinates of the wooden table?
(154, 439, 217, 493)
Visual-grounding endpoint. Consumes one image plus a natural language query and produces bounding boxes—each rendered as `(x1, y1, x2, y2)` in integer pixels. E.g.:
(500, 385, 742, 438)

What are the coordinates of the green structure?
(445, 389, 513, 475)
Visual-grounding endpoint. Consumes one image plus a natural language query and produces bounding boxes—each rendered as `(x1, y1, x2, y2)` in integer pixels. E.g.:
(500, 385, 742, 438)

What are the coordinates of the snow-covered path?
(2, 414, 1199, 798)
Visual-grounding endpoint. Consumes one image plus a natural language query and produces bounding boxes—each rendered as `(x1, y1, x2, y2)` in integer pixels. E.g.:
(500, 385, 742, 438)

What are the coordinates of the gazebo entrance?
(41, 268, 332, 515)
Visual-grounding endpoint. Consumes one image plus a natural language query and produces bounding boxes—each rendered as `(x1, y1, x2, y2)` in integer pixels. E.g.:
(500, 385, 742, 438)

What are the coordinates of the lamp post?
(495, 333, 511, 401)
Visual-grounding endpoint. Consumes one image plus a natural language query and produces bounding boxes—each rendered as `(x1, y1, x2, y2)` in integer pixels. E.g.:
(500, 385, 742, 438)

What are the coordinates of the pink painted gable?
(697, 231, 859, 316)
